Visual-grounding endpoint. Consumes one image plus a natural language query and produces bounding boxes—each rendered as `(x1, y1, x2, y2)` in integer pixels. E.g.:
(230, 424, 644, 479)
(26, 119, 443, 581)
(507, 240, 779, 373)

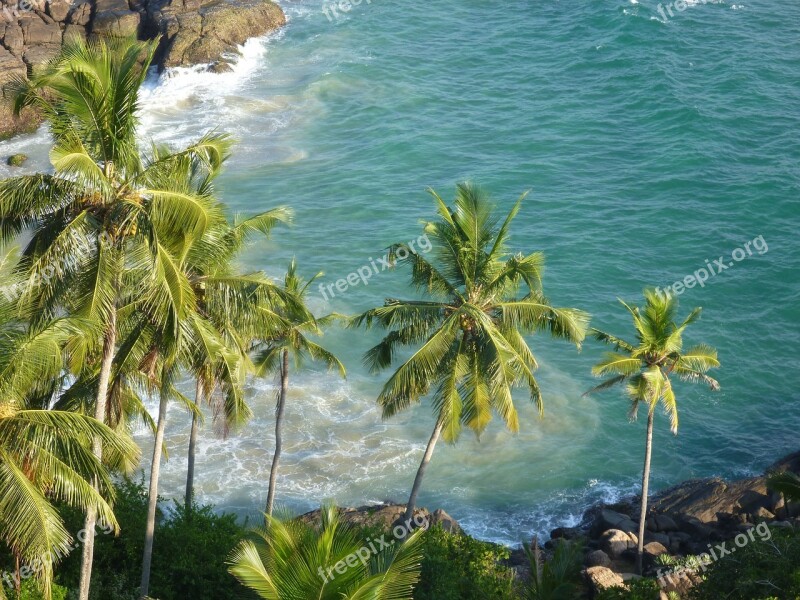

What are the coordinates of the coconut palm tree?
(0, 36, 231, 600)
(253, 260, 345, 517)
(228, 505, 423, 600)
(0, 249, 139, 598)
(585, 289, 720, 573)
(353, 183, 589, 522)
(183, 208, 294, 511)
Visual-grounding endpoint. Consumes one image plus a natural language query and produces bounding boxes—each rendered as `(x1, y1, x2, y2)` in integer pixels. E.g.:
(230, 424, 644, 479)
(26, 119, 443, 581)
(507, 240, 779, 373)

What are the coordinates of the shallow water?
(2, 0, 799, 544)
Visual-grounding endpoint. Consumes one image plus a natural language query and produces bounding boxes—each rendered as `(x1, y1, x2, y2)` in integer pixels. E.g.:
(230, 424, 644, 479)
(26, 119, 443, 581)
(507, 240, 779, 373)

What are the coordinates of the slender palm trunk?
(266, 350, 289, 517)
(140, 378, 170, 599)
(185, 378, 203, 511)
(78, 307, 117, 600)
(403, 417, 444, 523)
(636, 410, 655, 575)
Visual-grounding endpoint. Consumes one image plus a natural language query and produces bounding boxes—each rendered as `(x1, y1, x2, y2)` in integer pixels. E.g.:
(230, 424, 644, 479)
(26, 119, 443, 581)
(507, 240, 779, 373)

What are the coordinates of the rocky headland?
(0, 0, 286, 139)
(301, 450, 800, 598)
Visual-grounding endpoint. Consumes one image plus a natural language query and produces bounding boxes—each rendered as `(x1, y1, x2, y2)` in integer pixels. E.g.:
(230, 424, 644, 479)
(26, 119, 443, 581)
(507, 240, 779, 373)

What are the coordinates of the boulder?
(597, 509, 638, 535)
(1, 21, 25, 57)
(46, 0, 72, 22)
(67, 2, 93, 26)
(92, 8, 142, 38)
(585, 549, 611, 568)
(23, 43, 61, 69)
(645, 531, 670, 547)
(650, 476, 769, 523)
(154, 0, 286, 68)
(643, 541, 669, 562)
(551, 526, 582, 540)
(752, 506, 775, 521)
(0, 46, 26, 95)
(20, 14, 62, 45)
(646, 514, 678, 533)
(6, 153, 28, 166)
(430, 509, 461, 534)
(583, 566, 624, 597)
(600, 529, 638, 559)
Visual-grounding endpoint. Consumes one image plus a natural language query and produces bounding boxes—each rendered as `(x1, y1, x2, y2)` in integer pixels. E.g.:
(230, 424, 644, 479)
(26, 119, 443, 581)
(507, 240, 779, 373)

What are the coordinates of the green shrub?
(691, 527, 800, 600)
(522, 538, 583, 600)
(413, 526, 516, 600)
(5, 579, 69, 600)
(56, 477, 256, 600)
(597, 578, 661, 600)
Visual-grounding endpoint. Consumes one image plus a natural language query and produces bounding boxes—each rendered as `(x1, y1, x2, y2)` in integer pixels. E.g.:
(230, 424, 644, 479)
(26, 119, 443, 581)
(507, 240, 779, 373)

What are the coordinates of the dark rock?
(673, 513, 716, 540)
(585, 549, 611, 568)
(551, 526, 582, 540)
(0, 0, 287, 138)
(596, 508, 638, 535)
(646, 514, 678, 532)
(6, 153, 28, 166)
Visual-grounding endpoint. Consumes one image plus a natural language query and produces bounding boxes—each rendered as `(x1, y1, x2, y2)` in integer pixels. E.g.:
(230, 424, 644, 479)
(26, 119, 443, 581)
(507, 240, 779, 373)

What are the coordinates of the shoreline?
(0, 0, 287, 140)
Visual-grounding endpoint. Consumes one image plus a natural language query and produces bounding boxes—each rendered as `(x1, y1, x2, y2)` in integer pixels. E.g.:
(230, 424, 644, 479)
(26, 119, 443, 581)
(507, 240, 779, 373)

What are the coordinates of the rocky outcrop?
(147, 0, 285, 69)
(0, 0, 286, 139)
(297, 502, 463, 535)
(553, 450, 800, 597)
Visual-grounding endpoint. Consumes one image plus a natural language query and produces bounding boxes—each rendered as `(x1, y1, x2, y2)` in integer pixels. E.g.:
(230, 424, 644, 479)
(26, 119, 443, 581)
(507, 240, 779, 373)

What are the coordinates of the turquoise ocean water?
(1, 0, 798, 544)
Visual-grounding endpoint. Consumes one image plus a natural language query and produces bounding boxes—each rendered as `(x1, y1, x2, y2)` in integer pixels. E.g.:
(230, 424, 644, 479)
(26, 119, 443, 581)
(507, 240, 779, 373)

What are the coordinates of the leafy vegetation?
(413, 526, 516, 600)
(228, 505, 423, 599)
(521, 539, 583, 600)
(691, 527, 800, 600)
(596, 578, 663, 600)
(54, 478, 256, 600)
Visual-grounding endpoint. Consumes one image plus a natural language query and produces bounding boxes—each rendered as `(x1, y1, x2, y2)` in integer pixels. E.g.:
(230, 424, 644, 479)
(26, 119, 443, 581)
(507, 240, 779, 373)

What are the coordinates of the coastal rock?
(597, 508, 638, 534)
(600, 529, 637, 559)
(650, 476, 774, 524)
(150, 0, 286, 69)
(6, 153, 28, 166)
(550, 526, 582, 540)
(585, 549, 611, 568)
(297, 503, 460, 534)
(583, 566, 624, 597)
(0, 0, 287, 139)
(646, 514, 678, 533)
(430, 509, 461, 534)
